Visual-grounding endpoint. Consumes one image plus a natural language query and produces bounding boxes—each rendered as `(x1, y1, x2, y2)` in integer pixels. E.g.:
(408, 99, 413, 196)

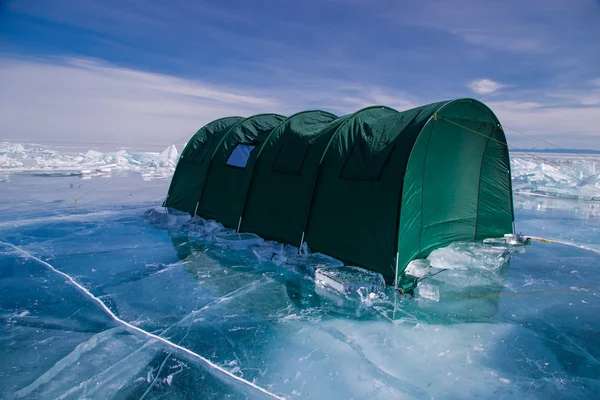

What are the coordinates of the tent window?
(272, 139, 310, 175)
(226, 144, 255, 168)
(340, 139, 394, 181)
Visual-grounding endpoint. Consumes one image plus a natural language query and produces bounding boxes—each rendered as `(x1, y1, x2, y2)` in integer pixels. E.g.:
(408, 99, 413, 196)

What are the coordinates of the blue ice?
(1, 143, 599, 399)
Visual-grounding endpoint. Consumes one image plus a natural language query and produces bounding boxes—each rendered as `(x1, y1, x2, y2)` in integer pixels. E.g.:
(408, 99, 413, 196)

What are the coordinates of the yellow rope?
(503, 124, 599, 161)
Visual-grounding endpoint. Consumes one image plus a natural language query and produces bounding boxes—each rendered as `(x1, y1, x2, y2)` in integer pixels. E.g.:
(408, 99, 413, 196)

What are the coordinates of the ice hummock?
(0, 141, 179, 180)
(3, 141, 599, 201)
(511, 153, 600, 200)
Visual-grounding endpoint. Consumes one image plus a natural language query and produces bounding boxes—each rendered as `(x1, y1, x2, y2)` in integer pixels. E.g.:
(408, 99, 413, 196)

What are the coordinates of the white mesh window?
(226, 144, 255, 168)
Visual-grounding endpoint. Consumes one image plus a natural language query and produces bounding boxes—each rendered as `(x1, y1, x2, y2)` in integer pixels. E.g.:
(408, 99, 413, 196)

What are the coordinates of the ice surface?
(315, 266, 386, 295)
(1, 145, 600, 399)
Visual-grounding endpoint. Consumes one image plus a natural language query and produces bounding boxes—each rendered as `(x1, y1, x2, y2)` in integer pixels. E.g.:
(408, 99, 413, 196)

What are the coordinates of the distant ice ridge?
(0, 142, 179, 180)
(510, 153, 600, 200)
(2, 142, 599, 199)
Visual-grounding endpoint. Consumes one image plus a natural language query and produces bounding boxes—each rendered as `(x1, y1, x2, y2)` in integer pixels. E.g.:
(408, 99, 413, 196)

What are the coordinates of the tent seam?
(474, 125, 494, 240)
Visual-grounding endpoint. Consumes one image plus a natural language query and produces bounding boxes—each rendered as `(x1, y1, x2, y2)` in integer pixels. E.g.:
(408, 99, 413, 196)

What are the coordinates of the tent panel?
(397, 99, 513, 280)
(164, 117, 243, 214)
(475, 128, 514, 239)
(303, 107, 402, 281)
(197, 114, 286, 228)
(240, 111, 340, 245)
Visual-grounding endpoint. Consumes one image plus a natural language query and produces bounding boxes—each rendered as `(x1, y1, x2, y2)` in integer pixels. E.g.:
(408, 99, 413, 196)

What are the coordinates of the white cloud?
(0, 57, 416, 147)
(468, 79, 505, 95)
(487, 100, 600, 149)
(1, 56, 599, 150)
(592, 78, 600, 87)
(0, 57, 283, 147)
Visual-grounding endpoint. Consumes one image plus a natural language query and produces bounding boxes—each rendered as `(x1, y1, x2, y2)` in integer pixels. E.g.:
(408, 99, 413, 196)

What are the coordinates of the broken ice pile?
(142, 207, 191, 229)
(0, 141, 179, 180)
(511, 153, 600, 200)
(315, 266, 386, 295)
(403, 238, 525, 302)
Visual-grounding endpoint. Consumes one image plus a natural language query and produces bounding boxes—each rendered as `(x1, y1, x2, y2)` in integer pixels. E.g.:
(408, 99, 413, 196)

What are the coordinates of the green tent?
(240, 110, 341, 246)
(195, 113, 287, 229)
(164, 116, 243, 214)
(165, 98, 514, 287)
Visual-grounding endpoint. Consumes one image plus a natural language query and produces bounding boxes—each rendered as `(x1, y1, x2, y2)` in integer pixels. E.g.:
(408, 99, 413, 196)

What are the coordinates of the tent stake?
(299, 231, 305, 254)
(237, 216, 242, 233)
(194, 201, 199, 216)
(394, 251, 399, 288)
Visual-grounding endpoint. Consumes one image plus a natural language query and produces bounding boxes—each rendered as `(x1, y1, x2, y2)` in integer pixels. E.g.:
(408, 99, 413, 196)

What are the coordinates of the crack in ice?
(0, 239, 287, 400)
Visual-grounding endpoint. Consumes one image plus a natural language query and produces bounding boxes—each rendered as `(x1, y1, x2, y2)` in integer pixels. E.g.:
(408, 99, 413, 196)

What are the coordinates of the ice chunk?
(483, 234, 529, 246)
(214, 232, 264, 249)
(315, 266, 386, 295)
(252, 240, 285, 264)
(159, 144, 179, 165)
(286, 252, 344, 277)
(428, 242, 513, 271)
(143, 207, 190, 228)
(417, 282, 440, 301)
(404, 259, 431, 278)
(186, 217, 225, 243)
(357, 287, 380, 305)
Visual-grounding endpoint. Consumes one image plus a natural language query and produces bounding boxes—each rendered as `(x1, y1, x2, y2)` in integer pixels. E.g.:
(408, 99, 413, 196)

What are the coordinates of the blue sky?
(1, 0, 599, 148)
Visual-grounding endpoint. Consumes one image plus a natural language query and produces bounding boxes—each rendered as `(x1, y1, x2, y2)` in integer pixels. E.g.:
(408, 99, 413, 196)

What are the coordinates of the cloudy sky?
(1, 0, 599, 149)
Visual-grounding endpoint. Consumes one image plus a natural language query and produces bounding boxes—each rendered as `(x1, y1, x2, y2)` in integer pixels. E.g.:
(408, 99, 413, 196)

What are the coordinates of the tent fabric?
(396, 99, 513, 280)
(196, 113, 287, 229)
(164, 116, 243, 214)
(165, 98, 514, 286)
(239, 110, 340, 246)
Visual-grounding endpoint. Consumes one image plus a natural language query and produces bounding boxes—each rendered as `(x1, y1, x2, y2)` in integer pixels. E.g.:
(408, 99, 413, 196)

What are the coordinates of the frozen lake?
(1, 143, 599, 399)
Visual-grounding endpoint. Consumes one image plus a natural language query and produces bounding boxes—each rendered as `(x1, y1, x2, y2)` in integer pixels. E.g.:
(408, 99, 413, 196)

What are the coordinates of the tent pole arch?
(192, 119, 243, 214)
(236, 110, 338, 233)
(193, 114, 276, 215)
(299, 106, 399, 251)
(395, 98, 514, 285)
(194, 113, 286, 227)
(164, 116, 244, 214)
(389, 105, 449, 287)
